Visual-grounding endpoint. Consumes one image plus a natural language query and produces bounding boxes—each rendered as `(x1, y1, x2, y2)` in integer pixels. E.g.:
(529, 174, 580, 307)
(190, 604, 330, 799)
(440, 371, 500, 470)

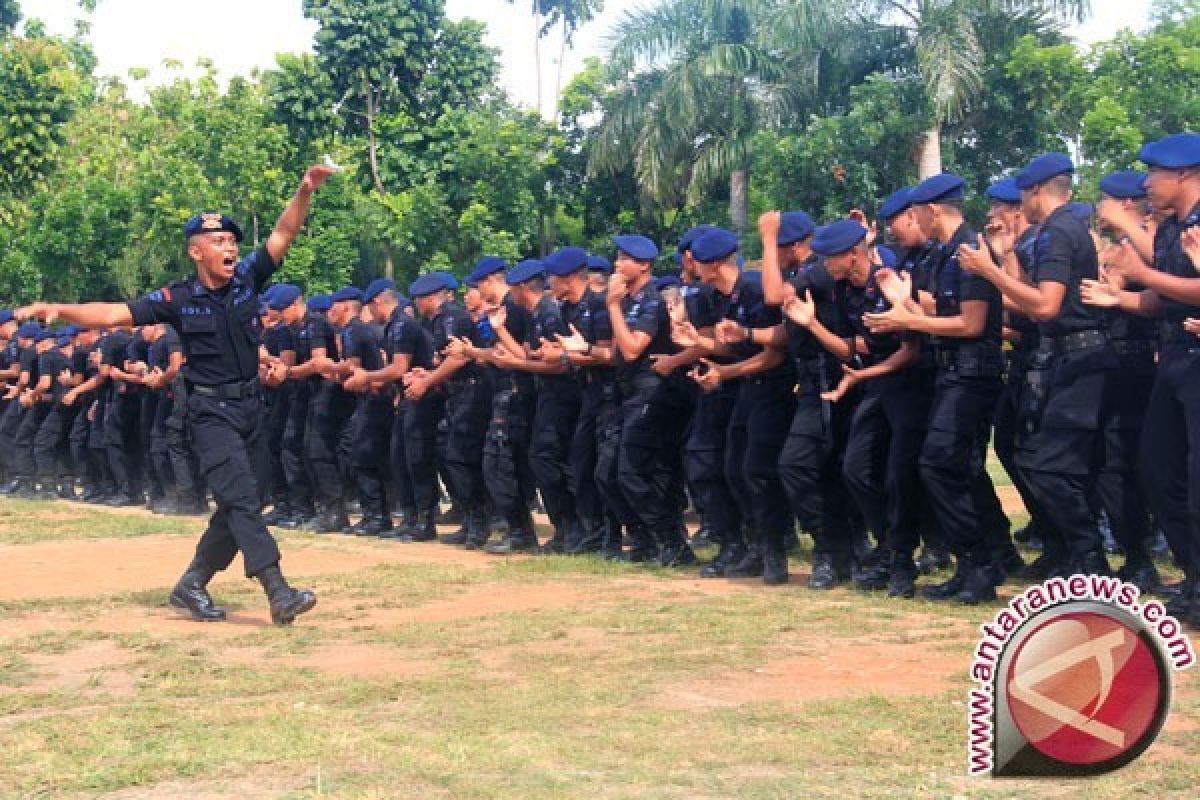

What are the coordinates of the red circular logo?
(1006, 611, 1166, 767)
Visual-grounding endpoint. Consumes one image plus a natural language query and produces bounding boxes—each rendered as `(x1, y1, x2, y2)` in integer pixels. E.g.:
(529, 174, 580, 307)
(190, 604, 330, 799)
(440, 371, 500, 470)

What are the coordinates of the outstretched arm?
(265, 164, 338, 266)
(16, 302, 133, 329)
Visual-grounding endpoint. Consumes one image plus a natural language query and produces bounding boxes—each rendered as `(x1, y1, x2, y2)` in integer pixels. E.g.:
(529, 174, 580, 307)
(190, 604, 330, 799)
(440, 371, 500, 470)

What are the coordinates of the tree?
(593, 0, 835, 234)
(0, 0, 19, 38)
(866, 0, 1090, 178)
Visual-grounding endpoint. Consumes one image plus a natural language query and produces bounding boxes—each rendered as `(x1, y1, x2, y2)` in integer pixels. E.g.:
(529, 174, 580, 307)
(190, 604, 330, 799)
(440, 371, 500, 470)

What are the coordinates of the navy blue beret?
(17, 323, 41, 338)
(741, 269, 761, 285)
(614, 234, 659, 261)
(911, 173, 966, 205)
(587, 255, 612, 274)
(1138, 133, 1200, 169)
(60, 324, 81, 336)
(0, 310, 14, 325)
(332, 286, 364, 303)
(811, 220, 868, 257)
(507, 259, 546, 285)
(1099, 170, 1148, 199)
(364, 278, 396, 303)
(777, 211, 817, 245)
(691, 228, 739, 263)
(879, 187, 915, 220)
(1015, 152, 1074, 190)
(1064, 202, 1095, 222)
(467, 256, 507, 286)
(654, 274, 681, 291)
(267, 284, 302, 311)
(35, 329, 58, 343)
(677, 225, 716, 254)
(56, 334, 74, 347)
(183, 212, 243, 242)
(307, 294, 332, 313)
(433, 271, 460, 291)
(409, 274, 450, 298)
(986, 178, 1021, 205)
(544, 247, 589, 277)
(876, 246, 898, 269)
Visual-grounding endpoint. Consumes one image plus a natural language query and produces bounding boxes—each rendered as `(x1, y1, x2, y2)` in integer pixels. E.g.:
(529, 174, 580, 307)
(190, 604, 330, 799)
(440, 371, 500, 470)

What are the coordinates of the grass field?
(0, 494, 1195, 799)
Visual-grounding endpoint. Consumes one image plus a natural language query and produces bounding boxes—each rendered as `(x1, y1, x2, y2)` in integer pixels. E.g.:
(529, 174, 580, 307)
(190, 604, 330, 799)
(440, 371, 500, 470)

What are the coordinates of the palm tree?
(591, 0, 835, 234)
(872, 0, 1091, 177)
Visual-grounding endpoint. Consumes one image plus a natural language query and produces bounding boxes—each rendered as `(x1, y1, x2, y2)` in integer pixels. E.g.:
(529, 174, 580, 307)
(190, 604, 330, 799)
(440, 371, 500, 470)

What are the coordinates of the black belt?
(1111, 339, 1157, 357)
(186, 378, 260, 400)
(1044, 329, 1108, 354)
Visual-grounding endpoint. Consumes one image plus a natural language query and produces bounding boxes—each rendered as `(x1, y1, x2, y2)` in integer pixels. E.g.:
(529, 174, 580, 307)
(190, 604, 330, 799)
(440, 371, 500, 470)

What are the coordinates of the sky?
(24, 0, 1157, 115)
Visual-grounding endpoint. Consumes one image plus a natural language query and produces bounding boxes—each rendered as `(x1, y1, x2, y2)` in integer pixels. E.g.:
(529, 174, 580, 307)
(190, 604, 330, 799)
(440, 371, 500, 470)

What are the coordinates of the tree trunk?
(553, 17, 568, 120)
(917, 126, 942, 179)
(533, 12, 543, 117)
(729, 168, 749, 235)
(363, 78, 395, 279)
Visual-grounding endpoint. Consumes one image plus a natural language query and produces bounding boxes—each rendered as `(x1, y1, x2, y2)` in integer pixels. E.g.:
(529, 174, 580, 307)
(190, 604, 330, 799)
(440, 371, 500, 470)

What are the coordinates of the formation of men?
(5, 133, 1200, 628)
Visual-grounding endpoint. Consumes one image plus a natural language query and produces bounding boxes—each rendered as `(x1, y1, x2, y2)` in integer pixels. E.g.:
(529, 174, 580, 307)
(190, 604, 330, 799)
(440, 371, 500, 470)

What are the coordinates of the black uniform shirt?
(38, 348, 69, 403)
(714, 273, 787, 376)
(1030, 204, 1106, 338)
(430, 300, 485, 381)
(341, 318, 383, 372)
(615, 282, 674, 379)
(127, 246, 276, 385)
(384, 306, 435, 370)
(1152, 199, 1200, 323)
(928, 222, 1003, 346)
(785, 259, 846, 363)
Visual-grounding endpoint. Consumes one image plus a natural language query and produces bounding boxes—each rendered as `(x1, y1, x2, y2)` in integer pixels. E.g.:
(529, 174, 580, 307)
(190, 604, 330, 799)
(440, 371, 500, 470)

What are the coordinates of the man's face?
(0, 321, 17, 339)
(614, 253, 646, 283)
(986, 202, 1020, 235)
(187, 231, 241, 285)
(478, 273, 506, 305)
(694, 258, 721, 284)
(414, 293, 443, 318)
(1145, 167, 1187, 212)
(886, 209, 923, 247)
(366, 296, 389, 324)
(281, 298, 306, 325)
(824, 245, 863, 281)
(588, 272, 608, 292)
(463, 286, 483, 313)
(548, 273, 578, 301)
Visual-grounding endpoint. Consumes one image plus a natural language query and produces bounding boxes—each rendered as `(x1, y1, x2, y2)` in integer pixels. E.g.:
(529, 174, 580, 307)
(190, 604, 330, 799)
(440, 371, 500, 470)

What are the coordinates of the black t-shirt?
(430, 300, 484, 382)
(38, 348, 69, 403)
(263, 321, 292, 357)
(1007, 226, 1041, 352)
(712, 273, 787, 376)
(785, 259, 846, 363)
(384, 306, 435, 371)
(304, 313, 339, 361)
(839, 263, 914, 362)
(1030, 203, 1106, 338)
(529, 294, 573, 389)
(561, 288, 614, 383)
(127, 246, 275, 385)
(928, 222, 1003, 347)
(1152, 200, 1200, 324)
(341, 318, 383, 372)
(18, 344, 39, 383)
(615, 282, 674, 379)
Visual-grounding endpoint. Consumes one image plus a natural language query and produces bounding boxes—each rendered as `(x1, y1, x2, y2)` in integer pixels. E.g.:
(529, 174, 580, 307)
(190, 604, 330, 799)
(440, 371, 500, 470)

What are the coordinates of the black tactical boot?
(397, 509, 438, 542)
(699, 539, 744, 578)
(921, 558, 968, 600)
(808, 552, 852, 590)
(168, 558, 226, 621)
(762, 531, 790, 586)
(956, 563, 998, 605)
(724, 544, 765, 578)
(255, 564, 317, 626)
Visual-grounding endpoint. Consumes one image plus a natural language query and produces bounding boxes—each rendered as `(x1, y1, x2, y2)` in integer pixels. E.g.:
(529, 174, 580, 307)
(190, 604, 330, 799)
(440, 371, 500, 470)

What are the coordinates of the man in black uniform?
(403, 273, 493, 548)
(487, 257, 582, 554)
(260, 291, 294, 522)
(19, 161, 335, 625)
(326, 286, 393, 536)
(764, 219, 861, 588)
(64, 326, 103, 500)
(24, 330, 67, 497)
(959, 153, 1114, 579)
(272, 285, 318, 529)
(547, 250, 622, 555)
(1090, 170, 1160, 589)
(866, 173, 1007, 604)
(607, 234, 694, 565)
(298, 294, 352, 532)
(350, 279, 441, 542)
(683, 228, 793, 583)
(1082, 133, 1200, 625)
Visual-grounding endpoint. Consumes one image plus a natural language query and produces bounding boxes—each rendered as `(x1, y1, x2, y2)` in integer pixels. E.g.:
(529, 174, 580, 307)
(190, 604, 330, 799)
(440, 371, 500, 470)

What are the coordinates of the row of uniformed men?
(3, 135, 1199, 618)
